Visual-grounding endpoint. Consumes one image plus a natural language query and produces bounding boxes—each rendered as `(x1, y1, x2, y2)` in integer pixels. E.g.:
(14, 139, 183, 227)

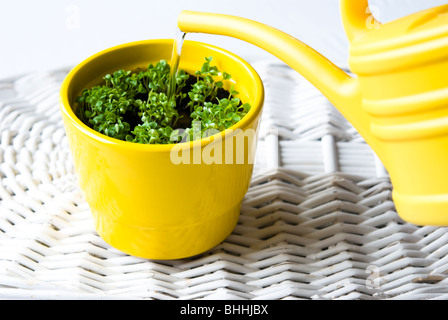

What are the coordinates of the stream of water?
(168, 29, 187, 106)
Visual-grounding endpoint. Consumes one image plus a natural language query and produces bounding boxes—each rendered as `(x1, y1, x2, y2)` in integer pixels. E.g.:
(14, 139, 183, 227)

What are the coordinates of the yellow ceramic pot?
(59, 39, 264, 259)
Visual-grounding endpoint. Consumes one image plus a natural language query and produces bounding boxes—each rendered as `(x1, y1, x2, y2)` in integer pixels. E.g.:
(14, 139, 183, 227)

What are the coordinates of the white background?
(1, 0, 447, 80)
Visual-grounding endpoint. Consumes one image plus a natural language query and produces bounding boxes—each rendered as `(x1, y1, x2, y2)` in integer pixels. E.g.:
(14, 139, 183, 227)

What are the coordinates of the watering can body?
(178, 0, 448, 226)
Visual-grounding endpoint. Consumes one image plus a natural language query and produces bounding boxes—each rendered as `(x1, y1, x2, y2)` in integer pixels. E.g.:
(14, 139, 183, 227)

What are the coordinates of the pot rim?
(59, 39, 264, 153)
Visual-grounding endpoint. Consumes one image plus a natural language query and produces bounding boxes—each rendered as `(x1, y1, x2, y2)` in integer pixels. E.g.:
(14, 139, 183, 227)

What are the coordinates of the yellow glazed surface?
(178, 1, 448, 226)
(59, 40, 264, 259)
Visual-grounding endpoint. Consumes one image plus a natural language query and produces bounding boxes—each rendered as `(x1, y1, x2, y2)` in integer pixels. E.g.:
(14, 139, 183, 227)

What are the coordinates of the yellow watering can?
(178, 0, 448, 226)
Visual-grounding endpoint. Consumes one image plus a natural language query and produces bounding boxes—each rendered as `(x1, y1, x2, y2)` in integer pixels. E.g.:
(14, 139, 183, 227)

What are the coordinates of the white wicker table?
(1, 61, 448, 300)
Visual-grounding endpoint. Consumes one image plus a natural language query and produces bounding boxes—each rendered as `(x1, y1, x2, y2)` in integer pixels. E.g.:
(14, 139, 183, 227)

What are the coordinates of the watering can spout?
(177, 8, 376, 150)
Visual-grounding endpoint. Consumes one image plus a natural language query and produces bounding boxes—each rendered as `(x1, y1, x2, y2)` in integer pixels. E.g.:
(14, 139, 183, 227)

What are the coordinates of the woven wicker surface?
(1, 62, 448, 300)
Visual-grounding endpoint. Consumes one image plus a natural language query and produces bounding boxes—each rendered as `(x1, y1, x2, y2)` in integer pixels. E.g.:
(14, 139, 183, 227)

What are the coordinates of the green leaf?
(222, 71, 231, 80)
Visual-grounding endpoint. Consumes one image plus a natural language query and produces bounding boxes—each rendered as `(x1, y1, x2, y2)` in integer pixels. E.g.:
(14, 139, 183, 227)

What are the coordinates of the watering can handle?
(340, 0, 381, 41)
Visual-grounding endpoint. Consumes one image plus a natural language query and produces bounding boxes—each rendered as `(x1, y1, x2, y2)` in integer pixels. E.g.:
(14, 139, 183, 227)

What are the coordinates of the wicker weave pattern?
(1, 63, 448, 300)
